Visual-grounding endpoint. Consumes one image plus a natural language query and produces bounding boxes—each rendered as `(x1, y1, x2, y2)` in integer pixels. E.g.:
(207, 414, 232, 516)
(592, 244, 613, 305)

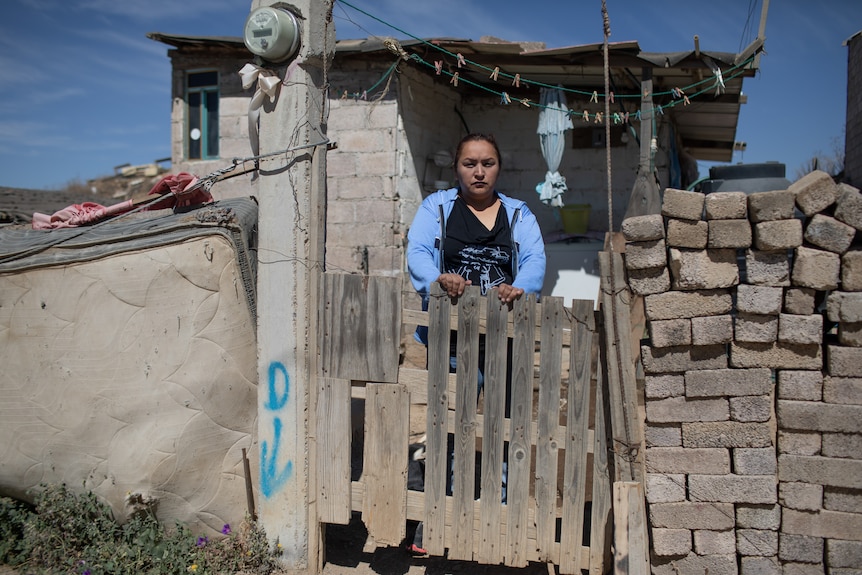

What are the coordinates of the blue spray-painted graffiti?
(260, 361, 293, 498)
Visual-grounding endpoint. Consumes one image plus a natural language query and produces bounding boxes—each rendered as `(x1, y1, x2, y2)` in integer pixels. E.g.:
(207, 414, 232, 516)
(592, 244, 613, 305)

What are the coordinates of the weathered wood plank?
(504, 294, 537, 568)
(613, 481, 650, 575)
(478, 292, 508, 564)
(535, 296, 564, 561)
(559, 299, 596, 574)
(590, 311, 613, 575)
(424, 282, 450, 555)
(362, 383, 408, 545)
(316, 376, 351, 525)
(323, 273, 400, 383)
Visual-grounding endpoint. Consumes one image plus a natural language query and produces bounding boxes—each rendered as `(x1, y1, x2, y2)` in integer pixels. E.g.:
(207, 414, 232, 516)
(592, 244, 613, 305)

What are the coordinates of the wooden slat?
(559, 299, 596, 574)
(423, 282, 450, 556)
(613, 481, 650, 575)
(361, 383, 408, 545)
(590, 311, 613, 575)
(504, 294, 537, 568)
(450, 287, 480, 561)
(478, 293, 508, 564)
(322, 273, 400, 383)
(535, 296, 564, 561)
(316, 376, 351, 525)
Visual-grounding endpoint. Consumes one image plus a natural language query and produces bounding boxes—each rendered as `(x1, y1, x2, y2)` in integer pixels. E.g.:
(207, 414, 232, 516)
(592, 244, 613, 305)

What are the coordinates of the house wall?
(845, 32, 862, 187)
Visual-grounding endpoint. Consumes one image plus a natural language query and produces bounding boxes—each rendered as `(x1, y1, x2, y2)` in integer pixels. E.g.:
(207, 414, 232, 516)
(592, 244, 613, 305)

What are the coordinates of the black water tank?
(699, 162, 791, 194)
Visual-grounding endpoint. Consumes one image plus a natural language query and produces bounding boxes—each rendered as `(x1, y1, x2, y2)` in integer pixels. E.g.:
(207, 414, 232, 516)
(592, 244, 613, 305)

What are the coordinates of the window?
(186, 71, 219, 160)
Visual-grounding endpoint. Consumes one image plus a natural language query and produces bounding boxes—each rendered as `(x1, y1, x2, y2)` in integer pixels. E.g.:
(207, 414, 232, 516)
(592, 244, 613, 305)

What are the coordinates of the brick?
(706, 191, 748, 220)
(710, 219, 753, 248)
(792, 246, 841, 290)
(754, 219, 804, 250)
(791, 170, 840, 216)
(748, 190, 797, 222)
(689, 474, 777, 504)
(622, 213, 665, 241)
(649, 501, 736, 529)
(737, 528, 779, 556)
(740, 556, 781, 575)
(778, 431, 821, 456)
(779, 482, 823, 511)
(777, 400, 862, 433)
(823, 376, 862, 405)
(778, 314, 823, 345)
(735, 313, 779, 343)
(650, 318, 692, 347)
(828, 539, 862, 568)
(642, 343, 728, 374)
(683, 421, 773, 448)
(784, 288, 817, 315)
(624, 238, 668, 270)
(839, 322, 862, 346)
(843, 249, 862, 291)
(646, 424, 682, 446)
(779, 455, 862, 489)
(685, 368, 773, 397)
(826, 292, 862, 322)
(745, 249, 791, 286)
(730, 341, 822, 370)
(738, 285, 784, 315)
(804, 214, 856, 254)
(692, 314, 734, 345)
(644, 289, 733, 320)
(645, 374, 685, 399)
(828, 346, 862, 377)
(824, 487, 862, 513)
(646, 447, 731, 474)
(627, 266, 671, 295)
(782, 508, 862, 541)
(669, 248, 740, 290)
(779, 532, 824, 563)
(646, 473, 687, 503)
(834, 183, 862, 230)
(734, 448, 778, 475)
(651, 554, 738, 575)
(822, 433, 862, 459)
(647, 396, 729, 423)
(778, 371, 823, 401)
(695, 529, 737, 555)
(731, 396, 774, 422)
(782, 562, 825, 575)
(662, 188, 706, 221)
(651, 527, 692, 556)
(667, 218, 708, 248)
(737, 504, 781, 530)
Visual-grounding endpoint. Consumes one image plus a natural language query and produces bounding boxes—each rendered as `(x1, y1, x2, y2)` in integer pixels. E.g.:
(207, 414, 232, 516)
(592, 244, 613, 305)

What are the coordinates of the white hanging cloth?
(535, 86, 574, 208)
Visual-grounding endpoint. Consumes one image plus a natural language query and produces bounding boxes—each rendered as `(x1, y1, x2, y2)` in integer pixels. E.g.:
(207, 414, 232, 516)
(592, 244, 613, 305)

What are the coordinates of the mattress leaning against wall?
(0, 198, 259, 537)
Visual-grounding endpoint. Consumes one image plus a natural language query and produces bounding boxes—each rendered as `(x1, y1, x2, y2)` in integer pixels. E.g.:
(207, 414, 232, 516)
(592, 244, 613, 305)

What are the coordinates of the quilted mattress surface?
(0, 199, 259, 536)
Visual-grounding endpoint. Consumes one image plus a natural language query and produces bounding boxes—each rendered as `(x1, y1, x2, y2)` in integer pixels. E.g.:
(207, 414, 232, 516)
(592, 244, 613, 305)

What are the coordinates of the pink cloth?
(32, 172, 213, 230)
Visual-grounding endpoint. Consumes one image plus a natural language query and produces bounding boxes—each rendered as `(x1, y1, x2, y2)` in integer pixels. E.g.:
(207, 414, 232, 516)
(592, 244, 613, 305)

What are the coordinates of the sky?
(0, 0, 859, 191)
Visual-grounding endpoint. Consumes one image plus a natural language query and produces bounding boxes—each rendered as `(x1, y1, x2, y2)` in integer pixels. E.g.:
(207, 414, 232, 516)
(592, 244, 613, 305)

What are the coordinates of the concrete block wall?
(623, 170, 862, 574)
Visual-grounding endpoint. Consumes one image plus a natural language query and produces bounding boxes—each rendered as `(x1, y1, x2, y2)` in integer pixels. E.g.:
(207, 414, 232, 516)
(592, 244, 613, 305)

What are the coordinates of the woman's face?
(455, 139, 500, 201)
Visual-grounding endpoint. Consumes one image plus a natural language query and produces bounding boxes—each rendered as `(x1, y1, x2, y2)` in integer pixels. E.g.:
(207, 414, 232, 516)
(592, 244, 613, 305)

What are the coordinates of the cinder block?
(826, 292, 862, 322)
(778, 314, 823, 345)
(785, 288, 817, 315)
(824, 487, 862, 513)
(625, 238, 668, 270)
(646, 424, 683, 447)
(689, 474, 776, 504)
(834, 183, 862, 231)
(650, 318, 692, 347)
(823, 376, 862, 405)
(667, 218, 708, 248)
(748, 190, 797, 222)
(738, 285, 784, 315)
(754, 219, 803, 250)
(622, 213, 665, 241)
(782, 507, 862, 543)
(710, 219, 753, 248)
(777, 400, 862, 433)
(692, 314, 734, 345)
(644, 289, 733, 320)
(746, 249, 791, 286)
(734, 448, 778, 475)
(737, 504, 782, 530)
(705, 191, 748, 220)
(792, 246, 840, 290)
(781, 562, 826, 575)
(779, 532, 824, 563)
(740, 556, 781, 575)
(685, 367, 773, 397)
(827, 538, 862, 568)
(646, 396, 729, 423)
(683, 421, 773, 448)
(662, 188, 706, 221)
(669, 248, 739, 290)
(777, 430, 821, 456)
(646, 447, 731, 474)
(778, 371, 823, 401)
(779, 482, 824, 511)
(735, 313, 779, 343)
(651, 527, 691, 556)
(627, 266, 671, 295)
(791, 170, 840, 216)
(737, 528, 779, 556)
(730, 395, 773, 422)
(730, 341, 822, 371)
(642, 343, 729, 374)
(649, 501, 735, 529)
(646, 473, 687, 503)
(828, 345, 862, 377)
(843, 249, 862, 291)
(839, 322, 862, 347)
(694, 529, 737, 555)
(822, 432, 862, 459)
(804, 214, 856, 254)
(645, 374, 686, 399)
(779, 455, 862, 490)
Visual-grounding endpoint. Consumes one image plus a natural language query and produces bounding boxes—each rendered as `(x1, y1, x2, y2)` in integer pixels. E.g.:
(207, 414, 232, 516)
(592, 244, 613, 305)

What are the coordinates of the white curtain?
(536, 86, 573, 208)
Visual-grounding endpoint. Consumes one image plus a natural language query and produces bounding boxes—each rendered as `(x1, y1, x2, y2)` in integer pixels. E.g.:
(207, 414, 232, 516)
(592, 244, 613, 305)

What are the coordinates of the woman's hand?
(497, 283, 524, 303)
(436, 273, 471, 298)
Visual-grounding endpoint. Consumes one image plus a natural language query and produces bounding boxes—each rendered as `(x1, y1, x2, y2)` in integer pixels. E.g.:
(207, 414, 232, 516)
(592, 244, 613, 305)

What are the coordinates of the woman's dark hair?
(453, 133, 502, 169)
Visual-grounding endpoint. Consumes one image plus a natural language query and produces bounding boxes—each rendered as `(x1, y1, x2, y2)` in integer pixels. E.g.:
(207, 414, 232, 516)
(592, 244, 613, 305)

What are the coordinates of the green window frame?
(186, 71, 219, 160)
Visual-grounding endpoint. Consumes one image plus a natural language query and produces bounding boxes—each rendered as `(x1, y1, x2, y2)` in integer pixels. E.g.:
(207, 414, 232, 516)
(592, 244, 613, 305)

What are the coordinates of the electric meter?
(243, 6, 301, 63)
